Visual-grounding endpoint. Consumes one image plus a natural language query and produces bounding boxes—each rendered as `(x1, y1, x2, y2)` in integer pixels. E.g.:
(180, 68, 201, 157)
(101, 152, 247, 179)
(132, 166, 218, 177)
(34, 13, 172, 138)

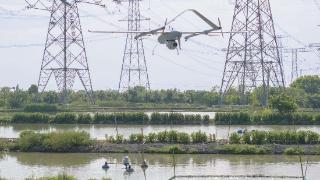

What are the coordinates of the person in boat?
(102, 161, 110, 169)
(141, 160, 148, 168)
(123, 156, 130, 169)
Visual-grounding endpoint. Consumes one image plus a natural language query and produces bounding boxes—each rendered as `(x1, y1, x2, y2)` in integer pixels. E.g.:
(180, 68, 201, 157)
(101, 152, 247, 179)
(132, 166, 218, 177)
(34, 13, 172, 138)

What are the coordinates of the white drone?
(89, 9, 244, 53)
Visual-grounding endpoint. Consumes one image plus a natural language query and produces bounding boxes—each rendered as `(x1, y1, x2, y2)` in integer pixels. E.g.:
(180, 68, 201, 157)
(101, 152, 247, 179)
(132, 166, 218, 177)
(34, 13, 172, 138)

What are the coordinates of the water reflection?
(0, 153, 319, 180)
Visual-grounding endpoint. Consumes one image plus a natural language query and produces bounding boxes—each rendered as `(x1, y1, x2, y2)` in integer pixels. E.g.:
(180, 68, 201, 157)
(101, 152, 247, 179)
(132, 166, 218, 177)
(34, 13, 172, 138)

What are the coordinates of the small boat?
(126, 165, 134, 173)
(237, 128, 247, 134)
(102, 162, 110, 169)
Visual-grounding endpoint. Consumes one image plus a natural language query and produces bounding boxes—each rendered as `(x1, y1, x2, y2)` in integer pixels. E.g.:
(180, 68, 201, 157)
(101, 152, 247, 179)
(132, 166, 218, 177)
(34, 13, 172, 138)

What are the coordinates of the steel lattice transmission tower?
(26, 0, 105, 103)
(118, 0, 150, 92)
(220, 0, 285, 106)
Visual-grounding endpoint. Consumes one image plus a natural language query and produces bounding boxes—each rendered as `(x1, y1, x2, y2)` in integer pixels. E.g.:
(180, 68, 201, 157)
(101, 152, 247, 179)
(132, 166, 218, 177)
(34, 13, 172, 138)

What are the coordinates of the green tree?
(269, 93, 298, 114)
(28, 84, 39, 94)
(7, 90, 27, 108)
(291, 75, 320, 94)
(42, 91, 59, 104)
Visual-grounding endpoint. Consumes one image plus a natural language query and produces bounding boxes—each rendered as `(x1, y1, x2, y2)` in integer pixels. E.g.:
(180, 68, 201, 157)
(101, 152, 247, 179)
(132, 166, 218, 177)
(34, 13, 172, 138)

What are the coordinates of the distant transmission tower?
(26, 0, 104, 103)
(220, 0, 285, 106)
(118, 0, 150, 92)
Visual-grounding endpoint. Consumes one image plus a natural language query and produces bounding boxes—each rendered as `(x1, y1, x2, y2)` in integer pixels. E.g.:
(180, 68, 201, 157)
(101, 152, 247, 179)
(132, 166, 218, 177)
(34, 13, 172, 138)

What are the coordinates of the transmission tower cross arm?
(75, 0, 106, 7)
(25, 0, 106, 11)
(25, 0, 52, 11)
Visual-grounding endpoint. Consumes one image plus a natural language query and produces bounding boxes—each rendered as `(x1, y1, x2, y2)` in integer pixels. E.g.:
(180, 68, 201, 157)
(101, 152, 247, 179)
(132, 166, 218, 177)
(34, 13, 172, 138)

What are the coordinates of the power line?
(0, 35, 123, 49)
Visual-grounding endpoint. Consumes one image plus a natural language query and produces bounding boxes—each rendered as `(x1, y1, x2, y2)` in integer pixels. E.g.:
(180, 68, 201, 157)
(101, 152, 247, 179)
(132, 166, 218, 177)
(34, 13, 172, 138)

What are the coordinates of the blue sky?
(0, 0, 319, 91)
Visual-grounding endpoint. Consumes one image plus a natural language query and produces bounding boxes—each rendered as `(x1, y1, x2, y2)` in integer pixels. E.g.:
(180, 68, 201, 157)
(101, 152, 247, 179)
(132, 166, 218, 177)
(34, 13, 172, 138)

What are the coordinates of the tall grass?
(215, 111, 320, 125)
(229, 130, 320, 145)
(8, 112, 210, 125)
(12, 113, 51, 123)
(17, 131, 92, 152)
(24, 104, 58, 113)
(107, 130, 210, 144)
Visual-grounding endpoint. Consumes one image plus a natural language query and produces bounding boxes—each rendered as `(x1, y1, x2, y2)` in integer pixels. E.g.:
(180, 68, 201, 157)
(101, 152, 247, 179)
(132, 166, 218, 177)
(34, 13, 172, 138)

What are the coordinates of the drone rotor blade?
(218, 18, 224, 38)
(162, 18, 168, 33)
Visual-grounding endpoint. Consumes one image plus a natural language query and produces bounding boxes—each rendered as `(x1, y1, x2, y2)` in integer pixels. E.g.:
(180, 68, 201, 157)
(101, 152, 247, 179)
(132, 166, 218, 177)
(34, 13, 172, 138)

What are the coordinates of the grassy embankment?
(1, 130, 320, 155)
(0, 112, 210, 125)
(2, 103, 320, 125)
(2, 111, 320, 125)
(215, 111, 320, 125)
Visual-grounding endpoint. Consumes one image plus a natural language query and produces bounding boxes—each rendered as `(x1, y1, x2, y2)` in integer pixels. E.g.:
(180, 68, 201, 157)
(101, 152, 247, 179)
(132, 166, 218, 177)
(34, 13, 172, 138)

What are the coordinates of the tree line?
(1, 75, 320, 108)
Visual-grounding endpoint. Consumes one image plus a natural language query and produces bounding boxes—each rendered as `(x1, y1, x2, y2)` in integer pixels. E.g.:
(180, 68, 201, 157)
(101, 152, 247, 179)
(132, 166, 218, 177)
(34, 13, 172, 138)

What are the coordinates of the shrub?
(215, 111, 318, 125)
(12, 113, 50, 123)
(77, 114, 93, 124)
(129, 134, 144, 143)
(157, 131, 169, 143)
(108, 135, 124, 144)
(284, 147, 305, 155)
(242, 130, 320, 145)
(93, 112, 148, 124)
(146, 133, 157, 143)
(314, 114, 320, 125)
(202, 115, 210, 124)
(191, 131, 208, 143)
(0, 115, 11, 124)
(306, 131, 319, 144)
(242, 132, 252, 144)
(217, 144, 270, 154)
(51, 113, 77, 124)
(251, 131, 267, 145)
(24, 104, 58, 112)
(17, 131, 92, 152)
(269, 93, 298, 114)
(297, 131, 307, 144)
(0, 139, 7, 151)
(17, 131, 45, 151)
(167, 145, 184, 154)
(177, 132, 191, 144)
(214, 112, 251, 125)
(26, 174, 76, 180)
(150, 112, 208, 125)
(167, 130, 178, 143)
(42, 131, 92, 151)
(229, 132, 241, 144)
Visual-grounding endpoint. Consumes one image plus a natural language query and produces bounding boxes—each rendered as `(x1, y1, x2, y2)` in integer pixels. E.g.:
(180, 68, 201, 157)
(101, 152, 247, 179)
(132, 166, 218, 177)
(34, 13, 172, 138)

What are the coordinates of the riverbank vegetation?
(1, 130, 320, 155)
(16, 131, 92, 152)
(106, 130, 213, 144)
(26, 174, 76, 180)
(229, 130, 320, 144)
(215, 111, 320, 125)
(1, 76, 320, 110)
(1, 112, 210, 125)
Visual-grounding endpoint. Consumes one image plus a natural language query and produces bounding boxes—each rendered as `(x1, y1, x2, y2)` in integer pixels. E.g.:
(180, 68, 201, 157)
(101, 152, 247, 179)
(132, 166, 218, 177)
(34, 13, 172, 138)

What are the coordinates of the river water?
(1, 124, 320, 140)
(1, 112, 320, 179)
(0, 153, 319, 180)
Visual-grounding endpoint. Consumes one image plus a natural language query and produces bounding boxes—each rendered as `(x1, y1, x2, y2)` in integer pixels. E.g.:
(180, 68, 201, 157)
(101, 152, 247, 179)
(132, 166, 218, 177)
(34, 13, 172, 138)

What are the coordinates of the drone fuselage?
(158, 31, 182, 50)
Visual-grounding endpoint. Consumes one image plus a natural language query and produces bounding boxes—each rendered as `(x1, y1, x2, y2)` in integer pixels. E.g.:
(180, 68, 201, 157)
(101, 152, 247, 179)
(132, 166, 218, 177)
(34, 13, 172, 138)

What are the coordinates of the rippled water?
(0, 153, 319, 180)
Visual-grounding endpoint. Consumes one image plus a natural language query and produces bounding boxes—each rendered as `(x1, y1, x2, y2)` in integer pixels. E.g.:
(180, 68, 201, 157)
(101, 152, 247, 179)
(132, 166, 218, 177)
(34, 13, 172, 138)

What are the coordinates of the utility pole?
(118, 0, 151, 92)
(25, 0, 105, 104)
(220, 0, 285, 107)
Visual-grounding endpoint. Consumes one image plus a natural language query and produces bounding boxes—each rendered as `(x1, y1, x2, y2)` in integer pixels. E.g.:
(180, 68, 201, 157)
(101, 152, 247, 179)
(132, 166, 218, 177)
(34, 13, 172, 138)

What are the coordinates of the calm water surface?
(1, 124, 320, 140)
(0, 153, 319, 180)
